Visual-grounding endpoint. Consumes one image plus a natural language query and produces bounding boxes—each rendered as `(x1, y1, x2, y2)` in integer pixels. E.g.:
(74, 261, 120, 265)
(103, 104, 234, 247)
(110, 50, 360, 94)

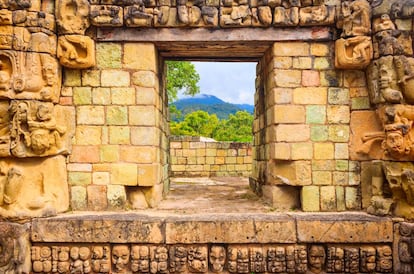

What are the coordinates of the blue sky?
(189, 62, 256, 105)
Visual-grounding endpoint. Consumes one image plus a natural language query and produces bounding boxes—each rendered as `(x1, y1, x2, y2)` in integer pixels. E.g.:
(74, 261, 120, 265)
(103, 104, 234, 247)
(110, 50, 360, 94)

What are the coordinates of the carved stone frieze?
(56, 0, 90, 34)
(0, 155, 69, 219)
(0, 0, 32, 11)
(27, 243, 393, 273)
(57, 35, 96, 69)
(0, 222, 31, 274)
(0, 50, 61, 102)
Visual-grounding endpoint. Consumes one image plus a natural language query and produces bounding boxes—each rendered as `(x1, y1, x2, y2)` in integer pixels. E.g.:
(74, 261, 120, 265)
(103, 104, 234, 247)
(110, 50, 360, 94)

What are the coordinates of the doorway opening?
(163, 60, 268, 212)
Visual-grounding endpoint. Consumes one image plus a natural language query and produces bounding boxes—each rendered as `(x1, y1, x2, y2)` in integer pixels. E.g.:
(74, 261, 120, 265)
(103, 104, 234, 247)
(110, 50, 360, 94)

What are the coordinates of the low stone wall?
(169, 136, 252, 177)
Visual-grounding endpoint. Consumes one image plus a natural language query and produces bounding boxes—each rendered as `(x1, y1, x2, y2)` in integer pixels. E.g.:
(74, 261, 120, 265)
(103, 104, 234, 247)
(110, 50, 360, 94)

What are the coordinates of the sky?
(187, 62, 257, 105)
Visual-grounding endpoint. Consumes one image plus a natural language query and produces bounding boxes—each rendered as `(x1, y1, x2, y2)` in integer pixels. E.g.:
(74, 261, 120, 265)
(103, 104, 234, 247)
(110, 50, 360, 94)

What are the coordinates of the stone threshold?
(30, 212, 393, 244)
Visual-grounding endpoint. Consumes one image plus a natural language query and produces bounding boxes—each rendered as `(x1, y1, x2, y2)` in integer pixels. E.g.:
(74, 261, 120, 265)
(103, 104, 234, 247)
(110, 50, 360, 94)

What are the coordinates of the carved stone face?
(209, 246, 225, 272)
(308, 245, 325, 273)
(112, 245, 130, 272)
(384, 131, 406, 155)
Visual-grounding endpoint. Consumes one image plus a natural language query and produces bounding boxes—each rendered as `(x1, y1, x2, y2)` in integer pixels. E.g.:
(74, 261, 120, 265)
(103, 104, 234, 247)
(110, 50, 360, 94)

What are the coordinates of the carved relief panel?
(0, 50, 61, 102)
(0, 156, 69, 219)
(335, 0, 373, 69)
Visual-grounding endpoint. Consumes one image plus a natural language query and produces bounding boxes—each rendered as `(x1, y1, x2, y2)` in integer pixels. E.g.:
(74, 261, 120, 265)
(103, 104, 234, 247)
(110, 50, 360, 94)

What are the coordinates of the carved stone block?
(57, 35, 96, 69)
(8, 101, 75, 158)
(0, 50, 61, 102)
(125, 5, 154, 26)
(56, 0, 90, 34)
(340, 0, 371, 37)
(25, 11, 56, 34)
(0, 26, 13, 50)
(335, 36, 373, 69)
(90, 5, 124, 26)
(0, 155, 69, 219)
(273, 7, 299, 26)
(220, 6, 252, 27)
(299, 5, 335, 26)
(0, 222, 31, 274)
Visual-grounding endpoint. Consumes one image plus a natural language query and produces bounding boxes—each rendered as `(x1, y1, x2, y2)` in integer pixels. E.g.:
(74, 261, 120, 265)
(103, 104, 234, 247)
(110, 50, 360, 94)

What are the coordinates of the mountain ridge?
(171, 94, 254, 120)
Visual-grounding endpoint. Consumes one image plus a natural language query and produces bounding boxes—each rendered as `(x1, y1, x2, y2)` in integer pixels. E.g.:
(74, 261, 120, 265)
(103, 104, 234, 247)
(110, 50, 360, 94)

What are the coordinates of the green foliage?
(214, 111, 254, 142)
(170, 110, 219, 137)
(166, 61, 200, 101)
(170, 110, 253, 142)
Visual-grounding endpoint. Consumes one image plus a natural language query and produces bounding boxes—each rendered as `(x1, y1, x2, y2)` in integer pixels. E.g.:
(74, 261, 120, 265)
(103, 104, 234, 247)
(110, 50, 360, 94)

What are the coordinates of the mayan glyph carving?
(0, 156, 69, 219)
(26, 243, 394, 273)
(0, 50, 60, 102)
(57, 35, 95, 69)
(335, 0, 373, 69)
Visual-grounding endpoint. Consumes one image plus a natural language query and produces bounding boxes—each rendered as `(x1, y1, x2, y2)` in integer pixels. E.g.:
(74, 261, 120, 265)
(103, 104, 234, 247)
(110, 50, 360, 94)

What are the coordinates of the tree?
(213, 111, 253, 142)
(166, 61, 200, 102)
(170, 110, 219, 137)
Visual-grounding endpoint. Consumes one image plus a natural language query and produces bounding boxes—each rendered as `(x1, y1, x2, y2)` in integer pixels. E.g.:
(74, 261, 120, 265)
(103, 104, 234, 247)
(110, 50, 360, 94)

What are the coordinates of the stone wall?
(169, 136, 252, 177)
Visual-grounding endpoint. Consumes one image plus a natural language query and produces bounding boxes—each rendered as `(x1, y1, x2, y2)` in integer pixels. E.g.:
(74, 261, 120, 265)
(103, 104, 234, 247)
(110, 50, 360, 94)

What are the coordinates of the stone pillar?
(67, 42, 167, 210)
(253, 41, 360, 212)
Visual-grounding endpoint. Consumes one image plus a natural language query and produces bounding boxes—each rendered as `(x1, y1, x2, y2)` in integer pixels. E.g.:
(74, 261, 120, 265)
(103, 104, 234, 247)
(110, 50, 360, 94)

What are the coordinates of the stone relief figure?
(299, 5, 334, 26)
(56, 0, 90, 34)
(90, 5, 123, 26)
(0, 50, 61, 102)
(57, 35, 96, 69)
(112, 245, 131, 273)
(9, 101, 71, 158)
(209, 246, 225, 273)
(335, 36, 373, 69)
(306, 245, 326, 274)
(341, 0, 371, 37)
(0, 156, 69, 219)
(390, 0, 414, 19)
(125, 4, 154, 27)
(70, 246, 92, 273)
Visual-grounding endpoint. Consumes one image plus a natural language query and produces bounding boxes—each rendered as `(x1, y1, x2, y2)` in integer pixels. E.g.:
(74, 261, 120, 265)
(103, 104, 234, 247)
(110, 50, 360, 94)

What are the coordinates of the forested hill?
(171, 94, 254, 120)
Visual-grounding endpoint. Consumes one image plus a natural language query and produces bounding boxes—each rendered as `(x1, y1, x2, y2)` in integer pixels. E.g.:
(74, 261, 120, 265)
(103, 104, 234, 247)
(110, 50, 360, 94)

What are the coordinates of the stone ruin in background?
(2, 0, 414, 273)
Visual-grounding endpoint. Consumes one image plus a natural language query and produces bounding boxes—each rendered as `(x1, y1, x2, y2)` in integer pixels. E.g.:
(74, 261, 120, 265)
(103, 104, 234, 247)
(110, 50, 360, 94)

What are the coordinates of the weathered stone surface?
(56, 0, 90, 34)
(262, 185, 300, 210)
(165, 215, 296, 244)
(57, 35, 96, 69)
(296, 213, 393, 243)
(0, 156, 69, 219)
(0, 222, 31, 273)
(31, 213, 164, 243)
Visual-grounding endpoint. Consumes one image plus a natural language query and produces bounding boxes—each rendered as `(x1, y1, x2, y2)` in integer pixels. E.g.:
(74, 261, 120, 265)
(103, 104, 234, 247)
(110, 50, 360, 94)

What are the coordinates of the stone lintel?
(165, 214, 296, 244)
(296, 213, 393, 243)
(97, 27, 332, 43)
(31, 213, 165, 243)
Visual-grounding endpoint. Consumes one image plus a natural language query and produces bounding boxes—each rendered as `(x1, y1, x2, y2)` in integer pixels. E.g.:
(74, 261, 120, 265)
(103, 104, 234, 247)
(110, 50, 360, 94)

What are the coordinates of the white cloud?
(192, 62, 256, 105)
